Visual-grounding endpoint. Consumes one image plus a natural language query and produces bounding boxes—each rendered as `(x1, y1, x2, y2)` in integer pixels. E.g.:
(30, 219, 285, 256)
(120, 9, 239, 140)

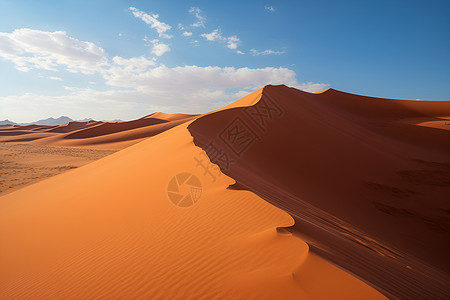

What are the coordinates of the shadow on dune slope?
(188, 84, 450, 299)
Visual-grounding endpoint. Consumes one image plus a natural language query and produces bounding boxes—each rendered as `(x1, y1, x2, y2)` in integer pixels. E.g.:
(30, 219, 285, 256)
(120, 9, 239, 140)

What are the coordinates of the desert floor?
(0, 142, 115, 196)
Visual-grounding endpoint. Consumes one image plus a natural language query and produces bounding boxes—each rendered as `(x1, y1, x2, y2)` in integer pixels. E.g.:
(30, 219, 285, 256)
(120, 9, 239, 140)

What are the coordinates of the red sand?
(1, 85, 448, 298)
(188, 85, 450, 298)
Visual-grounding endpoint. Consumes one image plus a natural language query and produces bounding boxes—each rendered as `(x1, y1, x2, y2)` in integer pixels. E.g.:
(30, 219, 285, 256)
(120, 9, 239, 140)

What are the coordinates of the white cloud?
(0, 28, 329, 121)
(102, 64, 328, 109)
(250, 48, 285, 56)
(2, 64, 328, 122)
(128, 7, 172, 39)
(1, 66, 328, 122)
(201, 29, 241, 50)
(104, 65, 300, 92)
(0, 28, 107, 73)
(182, 31, 192, 37)
(201, 29, 222, 41)
(0, 89, 145, 123)
(296, 82, 329, 93)
(227, 36, 240, 49)
(265, 5, 275, 12)
(118, 33, 123, 37)
(111, 56, 156, 72)
(189, 7, 206, 28)
(63, 86, 81, 91)
(148, 39, 170, 56)
(236, 50, 245, 55)
(39, 75, 62, 81)
(1, 64, 328, 121)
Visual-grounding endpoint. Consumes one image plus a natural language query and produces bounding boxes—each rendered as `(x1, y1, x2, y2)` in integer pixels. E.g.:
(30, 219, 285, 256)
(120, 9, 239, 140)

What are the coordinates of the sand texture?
(2, 85, 449, 299)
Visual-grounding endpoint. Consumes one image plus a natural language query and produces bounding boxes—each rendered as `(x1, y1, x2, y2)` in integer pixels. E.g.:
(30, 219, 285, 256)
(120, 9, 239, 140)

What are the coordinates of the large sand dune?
(188, 85, 450, 298)
(1, 85, 448, 298)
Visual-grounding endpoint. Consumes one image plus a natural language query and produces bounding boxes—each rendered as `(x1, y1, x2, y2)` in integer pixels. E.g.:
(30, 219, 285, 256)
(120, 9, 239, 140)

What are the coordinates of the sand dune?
(12, 124, 54, 131)
(0, 124, 60, 143)
(32, 113, 197, 149)
(0, 88, 387, 299)
(0, 113, 196, 149)
(1, 85, 447, 298)
(46, 121, 103, 133)
(144, 112, 195, 121)
(188, 85, 450, 298)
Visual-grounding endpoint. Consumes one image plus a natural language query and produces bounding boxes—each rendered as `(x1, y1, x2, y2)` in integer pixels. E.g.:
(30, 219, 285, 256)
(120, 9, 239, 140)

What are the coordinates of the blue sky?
(1, 0, 449, 122)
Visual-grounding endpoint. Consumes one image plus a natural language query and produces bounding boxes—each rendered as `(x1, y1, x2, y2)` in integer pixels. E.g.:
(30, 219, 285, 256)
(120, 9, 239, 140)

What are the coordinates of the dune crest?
(188, 84, 450, 298)
(0, 87, 385, 299)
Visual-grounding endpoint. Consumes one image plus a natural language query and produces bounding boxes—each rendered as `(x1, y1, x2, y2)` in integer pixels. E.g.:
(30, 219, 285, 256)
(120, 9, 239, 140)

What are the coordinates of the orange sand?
(0, 88, 385, 299)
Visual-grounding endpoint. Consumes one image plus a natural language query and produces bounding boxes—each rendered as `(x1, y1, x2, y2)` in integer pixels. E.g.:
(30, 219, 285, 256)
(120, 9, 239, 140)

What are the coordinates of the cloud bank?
(0, 26, 328, 121)
(0, 28, 107, 73)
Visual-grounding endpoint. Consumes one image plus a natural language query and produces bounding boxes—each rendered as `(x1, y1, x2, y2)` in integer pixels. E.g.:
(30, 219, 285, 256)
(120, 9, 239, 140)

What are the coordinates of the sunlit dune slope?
(0, 88, 384, 299)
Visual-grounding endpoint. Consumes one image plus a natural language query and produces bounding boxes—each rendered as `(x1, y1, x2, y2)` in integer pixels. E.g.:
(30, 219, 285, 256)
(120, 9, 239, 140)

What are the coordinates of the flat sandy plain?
(0, 143, 115, 196)
(0, 113, 195, 196)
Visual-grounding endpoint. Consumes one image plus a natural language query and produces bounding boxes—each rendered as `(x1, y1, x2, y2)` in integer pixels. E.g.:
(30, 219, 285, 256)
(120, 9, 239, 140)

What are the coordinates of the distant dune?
(46, 121, 103, 133)
(1, 85, 449, 299)
(0, 113, 197, 149)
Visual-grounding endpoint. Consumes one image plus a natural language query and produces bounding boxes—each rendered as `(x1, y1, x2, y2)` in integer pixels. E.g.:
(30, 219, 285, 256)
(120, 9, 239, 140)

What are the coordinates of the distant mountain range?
(0, 116, 120, 126)
(0, 116, 77, 126)
(0, 119, 17, 126)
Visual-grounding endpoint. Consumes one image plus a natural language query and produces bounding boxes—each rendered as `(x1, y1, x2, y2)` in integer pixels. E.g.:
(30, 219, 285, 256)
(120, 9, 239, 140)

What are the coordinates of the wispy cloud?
(265, 5, 275, 12)
(128, 7, 172, 39)
(40, 75, 62, 81)
(182, 31, 192, 37)
(201, 29, 241, 51)
(250, 48, 285, 56)
(189, 7, 206, 28)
